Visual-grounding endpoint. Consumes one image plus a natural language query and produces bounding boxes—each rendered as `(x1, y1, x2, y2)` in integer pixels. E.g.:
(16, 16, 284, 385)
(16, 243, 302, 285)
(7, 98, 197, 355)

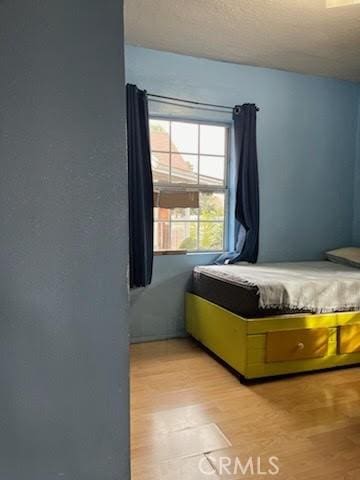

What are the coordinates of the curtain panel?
(217, 103, 259, 264)
(127, 84, 154, 288)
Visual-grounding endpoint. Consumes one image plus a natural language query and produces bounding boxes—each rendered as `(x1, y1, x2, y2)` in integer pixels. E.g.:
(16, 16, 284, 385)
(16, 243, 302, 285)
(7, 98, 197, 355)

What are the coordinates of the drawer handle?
(297, 342, 305, 351)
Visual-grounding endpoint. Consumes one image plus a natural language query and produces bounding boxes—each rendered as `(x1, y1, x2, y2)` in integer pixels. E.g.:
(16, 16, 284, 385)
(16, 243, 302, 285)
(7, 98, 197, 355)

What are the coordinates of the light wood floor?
(131, 338, 360, 480)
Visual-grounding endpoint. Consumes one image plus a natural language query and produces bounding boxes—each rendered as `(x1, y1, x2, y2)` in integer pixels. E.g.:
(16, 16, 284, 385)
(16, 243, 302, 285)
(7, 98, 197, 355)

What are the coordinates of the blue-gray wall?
(130, 253, 218, 342)
(0, 2, 129, 479)
(353, 96, 360, 244)
(126, 45, 359, 342)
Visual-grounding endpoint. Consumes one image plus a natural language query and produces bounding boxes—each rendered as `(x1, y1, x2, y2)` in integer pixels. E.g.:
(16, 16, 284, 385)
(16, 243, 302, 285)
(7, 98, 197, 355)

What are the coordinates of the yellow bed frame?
(186, 293, 360, 379)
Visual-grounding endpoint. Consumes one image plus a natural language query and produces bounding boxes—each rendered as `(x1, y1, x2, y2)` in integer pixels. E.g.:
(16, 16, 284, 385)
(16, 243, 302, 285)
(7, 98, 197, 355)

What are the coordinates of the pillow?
(326, 247, 360, 268)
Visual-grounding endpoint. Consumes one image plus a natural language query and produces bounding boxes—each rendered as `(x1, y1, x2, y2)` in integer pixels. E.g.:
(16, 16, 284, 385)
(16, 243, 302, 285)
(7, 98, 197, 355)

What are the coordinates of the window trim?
(151, 116, 231, 254)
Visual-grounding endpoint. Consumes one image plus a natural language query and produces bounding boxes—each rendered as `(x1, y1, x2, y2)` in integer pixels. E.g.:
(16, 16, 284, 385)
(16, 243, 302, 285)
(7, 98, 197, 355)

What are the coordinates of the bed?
(186, 261, 360, 379)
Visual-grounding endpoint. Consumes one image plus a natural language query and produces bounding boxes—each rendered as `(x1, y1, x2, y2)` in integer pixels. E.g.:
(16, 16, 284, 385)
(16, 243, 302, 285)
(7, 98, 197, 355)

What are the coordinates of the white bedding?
(194, 261, 360, 314)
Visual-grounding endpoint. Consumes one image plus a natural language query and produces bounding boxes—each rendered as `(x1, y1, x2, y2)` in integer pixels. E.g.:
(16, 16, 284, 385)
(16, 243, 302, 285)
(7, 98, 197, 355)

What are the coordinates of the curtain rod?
(147, 93, 260, 112)
(148, 98, 231, 114)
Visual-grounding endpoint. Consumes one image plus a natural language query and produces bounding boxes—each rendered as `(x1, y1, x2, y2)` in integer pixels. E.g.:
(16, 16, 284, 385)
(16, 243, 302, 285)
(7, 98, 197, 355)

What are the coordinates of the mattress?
(192, 261, 360, 317)
(192, 269, 307, 317)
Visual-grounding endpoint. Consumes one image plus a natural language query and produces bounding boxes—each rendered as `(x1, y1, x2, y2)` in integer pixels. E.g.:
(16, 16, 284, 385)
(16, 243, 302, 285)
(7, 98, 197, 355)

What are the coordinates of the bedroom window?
(150, 118, 229, 253)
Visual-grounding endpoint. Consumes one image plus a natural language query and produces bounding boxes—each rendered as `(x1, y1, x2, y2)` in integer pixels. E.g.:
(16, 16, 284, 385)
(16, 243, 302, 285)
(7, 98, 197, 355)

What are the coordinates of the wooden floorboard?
(131, 338, 360, 479)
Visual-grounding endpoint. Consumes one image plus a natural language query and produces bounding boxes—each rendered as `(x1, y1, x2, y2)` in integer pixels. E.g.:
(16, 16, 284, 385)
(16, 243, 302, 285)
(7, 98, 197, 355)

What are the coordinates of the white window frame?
(150, 116, 230, 255)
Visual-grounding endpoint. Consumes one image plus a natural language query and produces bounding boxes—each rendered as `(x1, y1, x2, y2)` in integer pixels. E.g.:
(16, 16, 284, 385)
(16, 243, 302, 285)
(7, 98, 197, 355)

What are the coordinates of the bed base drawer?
(339, 325, 360, 354)
(266, 328, 329, 363)
(186, 293, 360, 379)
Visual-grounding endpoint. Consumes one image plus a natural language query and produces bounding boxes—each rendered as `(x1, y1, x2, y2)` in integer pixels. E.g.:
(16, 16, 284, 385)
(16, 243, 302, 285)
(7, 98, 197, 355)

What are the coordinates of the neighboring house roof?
(151, 131, 192, 171)
(151, 129, 222, 185)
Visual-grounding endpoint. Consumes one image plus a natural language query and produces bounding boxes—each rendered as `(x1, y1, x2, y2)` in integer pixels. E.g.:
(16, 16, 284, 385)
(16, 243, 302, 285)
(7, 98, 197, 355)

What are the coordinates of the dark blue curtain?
(217, 103, 259, 264)
(127, 84, 154, 288)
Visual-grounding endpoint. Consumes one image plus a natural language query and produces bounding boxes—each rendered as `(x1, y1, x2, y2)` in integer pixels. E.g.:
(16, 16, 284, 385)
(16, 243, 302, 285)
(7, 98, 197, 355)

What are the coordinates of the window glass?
(150, 119, 170, 152)
(199, 156, 225, 185)
(171, 222, 197, 251)
(199, 192, 225, 221)
(200, 125, 226, 156)
(152, 152, 170, 183)
(171, 154, 198, 184)
(171, 122, 198, 154)
(150, 119, 228, 252)
(199, 223, 224, 251)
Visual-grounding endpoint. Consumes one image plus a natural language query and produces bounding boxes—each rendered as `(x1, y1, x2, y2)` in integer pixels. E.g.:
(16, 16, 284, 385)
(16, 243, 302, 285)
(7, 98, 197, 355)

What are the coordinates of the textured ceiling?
(125, 0, 360, 82)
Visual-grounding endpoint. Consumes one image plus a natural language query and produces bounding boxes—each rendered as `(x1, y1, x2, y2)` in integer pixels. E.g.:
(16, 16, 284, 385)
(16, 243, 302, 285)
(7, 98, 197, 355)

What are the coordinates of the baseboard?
(130, 331, 188, 344)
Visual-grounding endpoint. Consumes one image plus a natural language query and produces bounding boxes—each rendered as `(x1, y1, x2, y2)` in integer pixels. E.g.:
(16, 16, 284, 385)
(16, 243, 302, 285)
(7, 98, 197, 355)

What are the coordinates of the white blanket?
(194, 261, 360, 313)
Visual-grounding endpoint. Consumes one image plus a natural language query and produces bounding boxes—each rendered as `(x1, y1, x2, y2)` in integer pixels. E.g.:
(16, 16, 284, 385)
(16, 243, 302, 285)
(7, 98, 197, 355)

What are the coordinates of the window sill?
(154, 250, 223, 256)
(154, 250, 187, 256)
